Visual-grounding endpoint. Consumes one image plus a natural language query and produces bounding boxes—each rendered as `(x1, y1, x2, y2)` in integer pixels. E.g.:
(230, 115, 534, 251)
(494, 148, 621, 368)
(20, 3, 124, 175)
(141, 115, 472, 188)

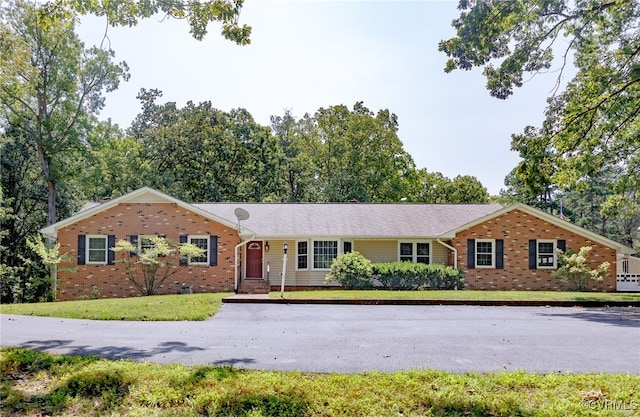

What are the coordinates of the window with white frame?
(313, 240, 338, 269)
(475, 239, 495, 268)
(139, 235, 157, 253)
(188, 236, 209, 265)
(87, 235, 108, 264)
(537, 240, 556, 268)
(297, 241, 308, 270)
(398, 241, 430, 264)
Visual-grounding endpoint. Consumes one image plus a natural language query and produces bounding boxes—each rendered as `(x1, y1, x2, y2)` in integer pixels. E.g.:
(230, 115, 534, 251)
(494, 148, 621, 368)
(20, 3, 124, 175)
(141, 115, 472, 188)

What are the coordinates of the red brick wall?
(452, 209, 617, 292)
(56, 203, 240, 300)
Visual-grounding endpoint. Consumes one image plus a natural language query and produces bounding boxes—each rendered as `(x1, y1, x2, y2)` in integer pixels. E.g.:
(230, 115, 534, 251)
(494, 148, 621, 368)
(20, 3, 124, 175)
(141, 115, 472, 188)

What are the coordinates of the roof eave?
(444, 203, 635, 254)
(40, 187, 249, 238)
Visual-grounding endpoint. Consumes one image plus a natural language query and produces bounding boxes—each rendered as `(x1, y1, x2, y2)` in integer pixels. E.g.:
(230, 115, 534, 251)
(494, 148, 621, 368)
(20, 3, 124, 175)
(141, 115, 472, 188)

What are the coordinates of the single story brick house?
(41, 187, 635, 300)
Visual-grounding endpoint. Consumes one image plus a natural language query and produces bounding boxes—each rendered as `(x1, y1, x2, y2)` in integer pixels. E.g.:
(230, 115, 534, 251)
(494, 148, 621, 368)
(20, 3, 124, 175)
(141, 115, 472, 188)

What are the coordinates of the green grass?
(1, 348, 638, 416)
(0, 293, 232, 321)
(275, 289, 640, 302)
(2, 290, 638, 322)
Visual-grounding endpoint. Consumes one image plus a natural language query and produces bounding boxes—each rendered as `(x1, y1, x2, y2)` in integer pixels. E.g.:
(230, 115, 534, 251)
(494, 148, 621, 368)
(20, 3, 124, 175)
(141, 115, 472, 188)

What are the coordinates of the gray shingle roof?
(193, 203, 503, 238)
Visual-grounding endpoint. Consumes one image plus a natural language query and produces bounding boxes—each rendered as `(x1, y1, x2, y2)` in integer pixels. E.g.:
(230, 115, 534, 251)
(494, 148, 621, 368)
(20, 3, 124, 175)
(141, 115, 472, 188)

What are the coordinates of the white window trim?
(296, 240, 309, 271)
(188, 235, 209, 265)
(537, 239, 557, 269)
(475, 239, 495, 269)
(87, 235, 108, 265)
(312, 239, 339, 271)
(397, 240, 432, 264)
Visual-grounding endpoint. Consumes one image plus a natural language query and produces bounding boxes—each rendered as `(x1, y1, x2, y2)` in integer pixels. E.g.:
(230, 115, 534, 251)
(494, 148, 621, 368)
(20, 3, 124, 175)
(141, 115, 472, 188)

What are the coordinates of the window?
(398, 241, 430, 264)
(343, 240, 353, 254)
(529, 239, 564, 270)
(313, 240, 338, 269)
(537, 240, 556, 268)
(188, 236, 209, 265)
(139, 235, 156, 253)
(87, 235, 108, 264)
(475, 239, 494, 268)
(416, 243, 430, 264)
(297, 241, 308, 270)
(400, 242, 413, 262)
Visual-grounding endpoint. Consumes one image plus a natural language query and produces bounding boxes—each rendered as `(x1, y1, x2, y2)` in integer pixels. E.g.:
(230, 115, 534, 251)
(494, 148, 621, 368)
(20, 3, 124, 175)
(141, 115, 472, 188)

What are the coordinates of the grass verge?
(1, 347, 638, 416)
(274, 289, 640, 302)
(0, 293, 232, 321)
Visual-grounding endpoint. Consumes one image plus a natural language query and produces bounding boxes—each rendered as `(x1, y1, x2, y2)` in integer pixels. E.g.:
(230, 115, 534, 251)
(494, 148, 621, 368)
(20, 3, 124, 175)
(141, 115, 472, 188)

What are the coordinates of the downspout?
(234, 231, 255, 292)
(436, 236, 457, 270)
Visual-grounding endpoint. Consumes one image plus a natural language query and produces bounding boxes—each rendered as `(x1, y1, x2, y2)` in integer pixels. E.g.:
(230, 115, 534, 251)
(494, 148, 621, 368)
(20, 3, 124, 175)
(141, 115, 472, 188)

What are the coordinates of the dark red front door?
(246, 241, 263, 279)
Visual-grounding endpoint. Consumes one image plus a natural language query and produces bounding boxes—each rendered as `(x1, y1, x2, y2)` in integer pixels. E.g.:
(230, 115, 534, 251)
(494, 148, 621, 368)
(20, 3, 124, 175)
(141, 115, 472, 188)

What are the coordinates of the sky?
(76, 0, 565, 196)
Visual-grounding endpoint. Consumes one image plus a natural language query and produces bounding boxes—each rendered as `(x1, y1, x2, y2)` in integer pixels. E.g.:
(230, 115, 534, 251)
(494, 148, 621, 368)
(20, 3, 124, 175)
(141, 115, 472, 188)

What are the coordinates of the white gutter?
(436, 236, 457, 269)
(234, 228, 255, 292)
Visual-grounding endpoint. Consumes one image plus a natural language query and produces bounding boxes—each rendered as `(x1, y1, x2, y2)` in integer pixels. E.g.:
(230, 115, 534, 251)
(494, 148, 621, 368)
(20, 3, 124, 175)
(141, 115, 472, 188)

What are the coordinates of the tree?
(0, 121, 79, 303)
(128, 90, 284, 202)
(413, 170, 489, 203)
(0, 0, 129, 225)
(111, 237, 205, 296)
(312, 102, 418, 202)
(440, 0, 640, 213)
(55, 0, 251, 43)
(553, 246, 610, 291)
(271, 110, 319, 202)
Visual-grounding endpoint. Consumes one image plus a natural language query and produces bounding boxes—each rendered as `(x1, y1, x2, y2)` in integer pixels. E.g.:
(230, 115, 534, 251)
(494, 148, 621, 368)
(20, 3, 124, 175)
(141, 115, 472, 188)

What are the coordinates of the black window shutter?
(78, 235, 86, 265)
(467, 239, 475, 269)
(129, 235, 138, 257)
(496, 239, 504, 269)
(557, 240, 566, 253)
(107, 235, 116, 265)
(209, 236, 218, 266)
(529, 240, 537, 269)
(179, 235, 188, 266)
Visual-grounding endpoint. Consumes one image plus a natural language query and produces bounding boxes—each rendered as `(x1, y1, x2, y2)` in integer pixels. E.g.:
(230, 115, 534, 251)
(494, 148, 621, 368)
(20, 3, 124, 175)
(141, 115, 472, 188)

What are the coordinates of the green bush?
(325, 252, 373, 289)
(372, 262, 465, 290)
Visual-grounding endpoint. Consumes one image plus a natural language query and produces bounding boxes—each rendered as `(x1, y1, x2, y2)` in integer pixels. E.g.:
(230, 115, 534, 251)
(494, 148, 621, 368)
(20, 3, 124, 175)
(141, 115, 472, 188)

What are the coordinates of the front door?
(246, 241, 263, 279)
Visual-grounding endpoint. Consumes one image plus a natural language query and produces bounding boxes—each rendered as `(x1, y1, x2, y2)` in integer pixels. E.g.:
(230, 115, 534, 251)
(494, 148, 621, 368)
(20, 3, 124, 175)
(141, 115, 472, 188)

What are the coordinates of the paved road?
(1, 304, 639, 373)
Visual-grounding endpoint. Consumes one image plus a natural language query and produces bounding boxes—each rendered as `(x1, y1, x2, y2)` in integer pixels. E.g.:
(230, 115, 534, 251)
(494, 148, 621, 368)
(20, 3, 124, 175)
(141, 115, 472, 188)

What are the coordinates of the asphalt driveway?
(1, 304, 638, 373)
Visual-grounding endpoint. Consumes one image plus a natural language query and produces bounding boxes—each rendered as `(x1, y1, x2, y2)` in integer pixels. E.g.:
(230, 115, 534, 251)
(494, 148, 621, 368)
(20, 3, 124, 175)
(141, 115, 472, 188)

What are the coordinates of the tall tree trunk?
(47, 178, 56, 226)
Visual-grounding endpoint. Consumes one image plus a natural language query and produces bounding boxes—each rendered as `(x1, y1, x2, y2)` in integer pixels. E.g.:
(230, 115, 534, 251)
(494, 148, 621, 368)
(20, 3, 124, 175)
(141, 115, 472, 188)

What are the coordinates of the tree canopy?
(51, 0, 251, 43)
(440, 0, 640, 218)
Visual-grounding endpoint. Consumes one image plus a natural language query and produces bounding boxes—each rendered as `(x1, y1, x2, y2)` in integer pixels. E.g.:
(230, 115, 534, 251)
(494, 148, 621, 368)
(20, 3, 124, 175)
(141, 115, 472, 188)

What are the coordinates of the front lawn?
(1, 348, 638, 416)
(274, 289, 640, 302)
(0, 293, 231, 321)
(2, 291, 638, 322)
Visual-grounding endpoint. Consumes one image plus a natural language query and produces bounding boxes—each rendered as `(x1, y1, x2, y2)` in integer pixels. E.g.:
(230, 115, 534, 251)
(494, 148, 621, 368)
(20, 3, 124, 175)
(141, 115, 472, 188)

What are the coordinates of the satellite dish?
(234, 207, 250, 221)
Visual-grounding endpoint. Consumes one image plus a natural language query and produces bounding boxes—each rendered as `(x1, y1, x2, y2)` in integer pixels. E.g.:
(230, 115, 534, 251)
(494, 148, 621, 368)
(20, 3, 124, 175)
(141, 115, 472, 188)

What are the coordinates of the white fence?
(617, 255, 640, 292)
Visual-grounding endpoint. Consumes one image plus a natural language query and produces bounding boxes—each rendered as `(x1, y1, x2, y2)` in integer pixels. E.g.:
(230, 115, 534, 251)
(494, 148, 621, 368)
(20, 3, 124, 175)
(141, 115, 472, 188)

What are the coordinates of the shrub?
(325, 252, 373, 289)
(553, 246, 610, 291)
(372, 262, 465, 290)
